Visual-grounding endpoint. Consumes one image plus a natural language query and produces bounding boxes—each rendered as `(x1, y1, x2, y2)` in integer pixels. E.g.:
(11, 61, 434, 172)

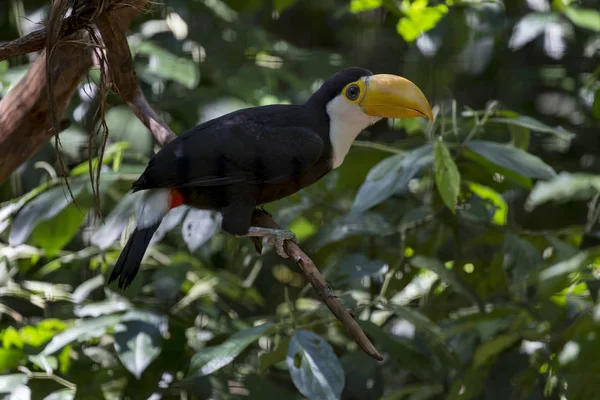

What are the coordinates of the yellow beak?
(360, 74, 434, 121)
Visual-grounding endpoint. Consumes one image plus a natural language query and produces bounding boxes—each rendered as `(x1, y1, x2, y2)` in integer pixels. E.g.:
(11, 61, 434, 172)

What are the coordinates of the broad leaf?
(509, 13, 559, 50)
(188, 322, 274, 377)
(328, 253, 387, 288)
(113, 310, 166, 379)
(91, 192, 141, 249)
(489, 115, 575, 141)
(472, 333, 520, 367)
(564, 7, 600, 32)
(9, 180, 86, 247)
(410, 256, 481, 306)
(593, 88, 600, 120)
(353, 145, 432, 213)
(31, 203, 86, 257)
(537, 251, 597, 296)
(434, 140, 460, 213)
(72, 275, 105, 304)
(467, 140, 556, 180)
(136, 41, 200, 89)
(397, 0, 449, 42)
(0, 374, 28, 393)
(43, 389, 75, 400)
(259, 336, 291, 372)
(503, 234, 542, 298)
(182, 209, 220, 252)
(151, 205, 188, 243)
(312, 212, 394, 249)
(286, 330, 345, 400)
(41, 314, 123, 355)
(526, 172, 600, 210)
(349, 0, 382, 13)
(509, 124, 530, 150)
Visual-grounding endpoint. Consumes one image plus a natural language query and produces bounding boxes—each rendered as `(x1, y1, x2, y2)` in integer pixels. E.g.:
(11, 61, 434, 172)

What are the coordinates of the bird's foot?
(246, 227, 298, 258)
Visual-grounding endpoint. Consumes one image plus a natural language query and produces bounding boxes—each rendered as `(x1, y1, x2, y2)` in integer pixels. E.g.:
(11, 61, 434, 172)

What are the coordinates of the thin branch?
(251, 211, 383, 361)
(95, 13, 175, 145)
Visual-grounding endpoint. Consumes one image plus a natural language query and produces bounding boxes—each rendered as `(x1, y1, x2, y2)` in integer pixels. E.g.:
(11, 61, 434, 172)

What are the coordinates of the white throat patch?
(326, 94, 381, 169)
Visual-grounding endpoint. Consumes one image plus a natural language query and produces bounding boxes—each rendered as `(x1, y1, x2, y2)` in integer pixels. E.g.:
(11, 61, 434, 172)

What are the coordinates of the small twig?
(352, 140, 404, 154)
(17, 366, 76, 391)
(462, 100, 498, 145)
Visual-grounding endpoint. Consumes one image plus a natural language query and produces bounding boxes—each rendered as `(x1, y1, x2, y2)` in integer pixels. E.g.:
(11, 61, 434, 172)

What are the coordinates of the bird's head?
(310, 67, 434, 123)
(308, 67, 434, 168)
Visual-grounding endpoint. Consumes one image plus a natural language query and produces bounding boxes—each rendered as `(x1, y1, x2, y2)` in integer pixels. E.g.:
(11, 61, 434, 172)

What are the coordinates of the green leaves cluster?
(1, 0, 600, 398)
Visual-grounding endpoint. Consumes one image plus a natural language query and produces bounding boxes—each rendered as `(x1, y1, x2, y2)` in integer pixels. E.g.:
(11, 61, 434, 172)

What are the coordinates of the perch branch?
(252, 212, 384, 361)
(92, 11, 383, 361)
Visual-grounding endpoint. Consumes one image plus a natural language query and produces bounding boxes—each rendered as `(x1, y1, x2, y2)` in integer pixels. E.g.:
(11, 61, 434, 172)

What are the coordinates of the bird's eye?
(346, 84, 360, 101)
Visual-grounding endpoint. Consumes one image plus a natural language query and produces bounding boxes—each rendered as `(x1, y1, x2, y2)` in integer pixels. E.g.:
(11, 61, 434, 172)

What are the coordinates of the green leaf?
(188, 322, 274, 377)
(31, 203, 86, 257)
(592, 88, 600, 120)
(434, 140, 460, 213)
(8, 180, 86, 247)
(489, 115, 575, 141)
(101, 106, 153, 156)
(397, 0, 448, 42)
(72, 275, 105, 304)
(537, 251, 596, 296)
(472, 333, 520, 367)
(40, 315, 123, 355)
(509, 124, 530, 150)
(328, 254, 387, 288)
(508, 13, 560, 50)
(259, 336, 290, 372)
(43, 389, 75, 400)
(502, 233, 542, 298)
(526, 172, 600, 210)
(312, 212, 395, 249)
(410, 256, 481, 306)
(564, 7, 600, 32)
(70, 142, 130, 176)
(74, 298, 131, 318)
(349, 0, 382, 13)
(136, 41, 200, 89)
(182, 209, 220, 252)
(91, 192, 140, 249)
(113, 311, 165, 379)
(467, 140, 556, 180)
(274, 0, 297, 12)
(0, 349, 23, 371)
(286, 330, 345, 400)
(353, 145, 433, 213)
(0, 374, 28, 393)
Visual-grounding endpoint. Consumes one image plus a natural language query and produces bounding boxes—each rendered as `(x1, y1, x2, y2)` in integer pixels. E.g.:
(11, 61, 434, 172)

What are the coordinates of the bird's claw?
(261, 230, 298, 258)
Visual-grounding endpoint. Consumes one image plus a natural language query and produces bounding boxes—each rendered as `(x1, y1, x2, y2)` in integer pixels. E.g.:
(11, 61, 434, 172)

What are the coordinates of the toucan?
(108, 67, 433, 289)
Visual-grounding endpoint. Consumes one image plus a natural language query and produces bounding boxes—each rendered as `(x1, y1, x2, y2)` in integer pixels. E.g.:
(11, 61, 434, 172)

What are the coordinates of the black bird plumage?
(109, 67, 374, 288)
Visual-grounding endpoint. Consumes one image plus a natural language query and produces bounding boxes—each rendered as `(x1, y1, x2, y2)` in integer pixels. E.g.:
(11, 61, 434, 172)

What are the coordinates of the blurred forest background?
(1, 0, 599, 399)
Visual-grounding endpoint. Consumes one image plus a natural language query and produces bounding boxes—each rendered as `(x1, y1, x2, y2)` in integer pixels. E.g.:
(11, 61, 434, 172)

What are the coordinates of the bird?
(108, 67, 433, 289)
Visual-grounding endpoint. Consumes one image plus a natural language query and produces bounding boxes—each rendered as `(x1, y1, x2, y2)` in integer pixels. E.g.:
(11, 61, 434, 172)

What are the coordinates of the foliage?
(1, 0, 600, 399)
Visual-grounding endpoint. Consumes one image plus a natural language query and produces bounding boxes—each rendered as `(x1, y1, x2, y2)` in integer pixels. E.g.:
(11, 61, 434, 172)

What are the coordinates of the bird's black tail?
(108, 223, 160, 289)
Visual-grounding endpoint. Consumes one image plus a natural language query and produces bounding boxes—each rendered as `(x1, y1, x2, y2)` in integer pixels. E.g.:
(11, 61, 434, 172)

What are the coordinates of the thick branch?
(0, 1, 148, 184)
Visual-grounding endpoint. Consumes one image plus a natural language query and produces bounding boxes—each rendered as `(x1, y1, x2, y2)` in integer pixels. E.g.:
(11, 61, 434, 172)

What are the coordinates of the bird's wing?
(133, 116, 325, 190)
